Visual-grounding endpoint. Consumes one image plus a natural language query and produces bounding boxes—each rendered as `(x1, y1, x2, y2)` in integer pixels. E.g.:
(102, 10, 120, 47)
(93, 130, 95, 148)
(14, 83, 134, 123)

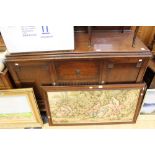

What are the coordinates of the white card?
(0, 25, 74, 53)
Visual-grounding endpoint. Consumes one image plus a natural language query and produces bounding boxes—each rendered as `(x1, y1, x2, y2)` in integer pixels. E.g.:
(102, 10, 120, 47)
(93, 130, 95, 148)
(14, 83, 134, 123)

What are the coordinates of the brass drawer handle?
(75, 69, 81, 76)
(107, 63, 114, 69)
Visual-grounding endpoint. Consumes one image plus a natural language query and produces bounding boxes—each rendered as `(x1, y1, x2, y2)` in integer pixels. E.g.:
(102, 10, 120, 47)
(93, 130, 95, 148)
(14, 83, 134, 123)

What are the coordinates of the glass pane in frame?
(42, 84, 145, 125)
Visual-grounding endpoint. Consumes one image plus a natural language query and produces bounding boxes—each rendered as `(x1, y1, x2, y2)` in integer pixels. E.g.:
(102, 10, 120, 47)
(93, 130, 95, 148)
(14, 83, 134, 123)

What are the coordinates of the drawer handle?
(75, 69, 81, 76)
(107, 63, 114, 69)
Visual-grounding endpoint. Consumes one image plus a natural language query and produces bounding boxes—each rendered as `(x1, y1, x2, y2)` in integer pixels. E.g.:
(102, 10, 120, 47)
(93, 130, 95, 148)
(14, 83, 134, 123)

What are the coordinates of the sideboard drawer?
(102, 58, 147, 83)
(54, 60, 100, 83)
(13, 62, 52, 83)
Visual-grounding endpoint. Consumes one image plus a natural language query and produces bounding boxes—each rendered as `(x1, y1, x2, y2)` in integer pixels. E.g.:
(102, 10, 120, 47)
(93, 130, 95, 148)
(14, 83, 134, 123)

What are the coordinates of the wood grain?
(0, 68, 13, 89)
(131, 26, 155, 47)
(0, 35, 6, 52)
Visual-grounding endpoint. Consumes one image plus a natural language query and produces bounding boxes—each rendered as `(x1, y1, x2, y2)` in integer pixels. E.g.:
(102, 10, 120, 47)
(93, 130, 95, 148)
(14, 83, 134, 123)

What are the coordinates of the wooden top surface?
(74, 31, 149, 52)
(6, 30, 152, 61)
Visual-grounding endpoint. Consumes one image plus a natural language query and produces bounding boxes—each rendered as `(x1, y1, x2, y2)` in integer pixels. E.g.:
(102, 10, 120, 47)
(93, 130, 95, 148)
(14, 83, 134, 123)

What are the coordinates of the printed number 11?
(42, 26, 49, 33)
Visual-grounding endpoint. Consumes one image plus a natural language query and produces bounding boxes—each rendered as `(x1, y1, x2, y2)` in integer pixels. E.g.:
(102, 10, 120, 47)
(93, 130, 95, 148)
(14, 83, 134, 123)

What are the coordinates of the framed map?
(0, 88, 43, 128)
(41, 84, 145, 126)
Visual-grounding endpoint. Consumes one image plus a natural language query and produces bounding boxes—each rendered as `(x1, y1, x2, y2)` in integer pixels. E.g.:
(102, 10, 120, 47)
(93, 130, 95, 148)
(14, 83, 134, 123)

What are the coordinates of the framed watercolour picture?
(140, 89, 155, 115)
(0, 88, 43, 128)
(41, 83, 145, 126)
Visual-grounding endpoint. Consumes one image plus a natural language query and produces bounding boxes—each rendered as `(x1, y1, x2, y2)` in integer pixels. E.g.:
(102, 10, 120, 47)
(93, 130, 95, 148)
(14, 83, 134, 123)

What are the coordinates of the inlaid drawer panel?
(54, 60, 100, 83)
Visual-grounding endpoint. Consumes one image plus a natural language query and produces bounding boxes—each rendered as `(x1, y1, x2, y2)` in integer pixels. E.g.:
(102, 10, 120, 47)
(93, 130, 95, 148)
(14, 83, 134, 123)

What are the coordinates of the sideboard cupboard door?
(104, 58, 147, 83)
(13, 62, 52, 83)
(54, 60, 100, 84)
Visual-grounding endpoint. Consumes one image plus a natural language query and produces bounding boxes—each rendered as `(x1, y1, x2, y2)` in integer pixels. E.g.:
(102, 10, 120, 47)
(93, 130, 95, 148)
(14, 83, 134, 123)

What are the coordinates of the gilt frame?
(0, 88, 43, 128)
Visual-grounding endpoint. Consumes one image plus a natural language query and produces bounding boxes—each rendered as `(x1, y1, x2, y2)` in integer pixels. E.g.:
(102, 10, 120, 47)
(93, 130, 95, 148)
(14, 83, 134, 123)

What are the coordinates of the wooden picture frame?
(0, 88, 43, 128)
(41, 83, 146, 126)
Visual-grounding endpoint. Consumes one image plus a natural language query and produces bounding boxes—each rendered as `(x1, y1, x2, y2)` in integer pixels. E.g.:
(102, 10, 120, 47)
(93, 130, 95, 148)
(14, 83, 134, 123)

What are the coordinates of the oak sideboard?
(5, 30, 152, 111)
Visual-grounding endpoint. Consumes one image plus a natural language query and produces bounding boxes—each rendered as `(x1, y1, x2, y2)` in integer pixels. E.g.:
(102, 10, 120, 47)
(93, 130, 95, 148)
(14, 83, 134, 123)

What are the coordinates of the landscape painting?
(0, 88, 42, 128)
(0, 95, 34, 122)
